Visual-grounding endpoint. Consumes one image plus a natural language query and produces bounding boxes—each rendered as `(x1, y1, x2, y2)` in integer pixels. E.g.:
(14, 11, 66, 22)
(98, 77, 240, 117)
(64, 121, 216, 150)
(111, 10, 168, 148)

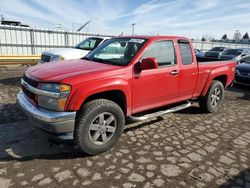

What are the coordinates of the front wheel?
(74, 99, 125, 155)
(199, 80, 224, 113)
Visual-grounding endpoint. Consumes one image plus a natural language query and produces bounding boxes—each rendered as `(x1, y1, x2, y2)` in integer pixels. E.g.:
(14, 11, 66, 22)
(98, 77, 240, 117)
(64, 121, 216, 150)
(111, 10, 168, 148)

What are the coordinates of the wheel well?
(83, 90, 127, 115)
(213, 75, 227, 87)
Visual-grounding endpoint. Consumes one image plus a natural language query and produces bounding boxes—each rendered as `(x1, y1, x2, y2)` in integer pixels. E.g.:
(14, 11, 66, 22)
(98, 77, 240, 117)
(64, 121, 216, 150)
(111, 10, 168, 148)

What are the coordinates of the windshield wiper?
(92, 58, 117, 65)
(81, 57, 92, 61)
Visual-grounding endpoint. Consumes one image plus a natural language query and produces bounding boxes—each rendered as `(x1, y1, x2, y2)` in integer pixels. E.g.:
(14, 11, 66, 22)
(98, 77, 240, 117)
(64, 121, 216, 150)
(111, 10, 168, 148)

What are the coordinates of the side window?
(178, 42, 193, 65)
(143, 41, 176, 67)
(79, 39, 97, 49)
(76, 38, 103, 50)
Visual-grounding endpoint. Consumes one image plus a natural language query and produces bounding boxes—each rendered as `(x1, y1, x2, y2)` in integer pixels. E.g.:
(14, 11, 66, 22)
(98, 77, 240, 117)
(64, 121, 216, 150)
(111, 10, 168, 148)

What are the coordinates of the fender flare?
(66, 78, 132, 115)
(201, 66, 229, 96)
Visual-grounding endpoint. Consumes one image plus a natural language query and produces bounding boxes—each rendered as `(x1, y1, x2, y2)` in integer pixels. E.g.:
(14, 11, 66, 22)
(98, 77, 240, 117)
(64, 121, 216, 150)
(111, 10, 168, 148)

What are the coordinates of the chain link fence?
(0, 26, 115, 55)
(1, 25, 250, 55)
(192, 41, 250, 51)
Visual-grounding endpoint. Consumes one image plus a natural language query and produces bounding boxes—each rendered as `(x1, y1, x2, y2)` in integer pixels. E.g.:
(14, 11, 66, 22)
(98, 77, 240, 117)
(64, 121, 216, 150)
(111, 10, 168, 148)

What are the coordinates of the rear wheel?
(199, 80, 224, 113)
(74, 99, 125, 155)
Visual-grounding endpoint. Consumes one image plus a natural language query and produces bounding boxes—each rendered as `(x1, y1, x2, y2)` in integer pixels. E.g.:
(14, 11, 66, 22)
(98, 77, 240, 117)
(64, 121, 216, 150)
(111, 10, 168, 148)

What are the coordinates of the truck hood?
(237, 63, 250, 72)
(220, 55, 237, 60)
(43, 48, 89, 59)
(25, 59, 120, 82)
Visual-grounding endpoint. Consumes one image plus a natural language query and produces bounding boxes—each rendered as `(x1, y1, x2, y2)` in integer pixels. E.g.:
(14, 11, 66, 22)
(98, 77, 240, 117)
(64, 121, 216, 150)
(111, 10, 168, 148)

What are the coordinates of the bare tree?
(202, 33, 215, 42)
(234, 30, 242, 41)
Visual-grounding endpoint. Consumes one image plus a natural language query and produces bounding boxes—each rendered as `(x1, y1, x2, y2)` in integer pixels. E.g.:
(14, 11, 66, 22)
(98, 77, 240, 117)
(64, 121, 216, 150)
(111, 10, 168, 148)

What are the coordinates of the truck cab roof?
(119, 35, 190, 41)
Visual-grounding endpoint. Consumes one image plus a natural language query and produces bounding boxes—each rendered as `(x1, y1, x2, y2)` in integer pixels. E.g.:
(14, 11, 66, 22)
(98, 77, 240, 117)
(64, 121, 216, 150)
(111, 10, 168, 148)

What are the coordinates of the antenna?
(77, 20, 91, 32)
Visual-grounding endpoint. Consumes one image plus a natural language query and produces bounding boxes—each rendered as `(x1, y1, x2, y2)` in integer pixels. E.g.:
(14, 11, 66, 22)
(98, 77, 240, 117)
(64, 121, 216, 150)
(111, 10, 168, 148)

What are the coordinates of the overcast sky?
(1, 0, 250, 39)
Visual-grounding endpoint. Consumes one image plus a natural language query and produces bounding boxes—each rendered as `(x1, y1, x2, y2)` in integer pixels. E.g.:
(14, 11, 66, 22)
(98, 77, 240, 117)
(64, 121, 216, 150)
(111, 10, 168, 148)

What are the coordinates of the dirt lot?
(0, 66, 250, 188)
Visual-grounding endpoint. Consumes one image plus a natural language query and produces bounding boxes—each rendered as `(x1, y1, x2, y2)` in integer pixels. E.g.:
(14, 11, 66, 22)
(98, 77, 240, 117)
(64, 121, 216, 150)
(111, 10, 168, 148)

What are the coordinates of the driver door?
(132, 40, 181, 114)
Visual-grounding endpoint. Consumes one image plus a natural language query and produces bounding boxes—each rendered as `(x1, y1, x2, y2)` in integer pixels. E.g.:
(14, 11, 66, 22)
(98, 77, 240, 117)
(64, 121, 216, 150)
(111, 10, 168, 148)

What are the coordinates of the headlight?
(37, 83, 71, 111)
(234, 56, 240, 61)
(52, 56, 64, 61)
(235, 69, 240, 75)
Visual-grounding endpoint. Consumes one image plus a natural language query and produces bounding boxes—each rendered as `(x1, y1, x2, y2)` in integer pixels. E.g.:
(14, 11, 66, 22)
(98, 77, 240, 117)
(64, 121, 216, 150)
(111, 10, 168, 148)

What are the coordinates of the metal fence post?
(30, 29, 35, 54)
(64, 32, 69, 48)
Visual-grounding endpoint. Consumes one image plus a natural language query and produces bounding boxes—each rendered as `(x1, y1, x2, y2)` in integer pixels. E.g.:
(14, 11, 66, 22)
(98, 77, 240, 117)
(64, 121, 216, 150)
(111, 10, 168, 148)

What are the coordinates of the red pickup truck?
(17, 36, 236, 155)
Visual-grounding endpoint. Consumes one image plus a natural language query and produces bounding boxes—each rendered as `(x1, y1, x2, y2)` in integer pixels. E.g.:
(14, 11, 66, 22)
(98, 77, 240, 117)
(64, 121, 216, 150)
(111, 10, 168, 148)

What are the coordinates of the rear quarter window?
(178, 42, 193, 65)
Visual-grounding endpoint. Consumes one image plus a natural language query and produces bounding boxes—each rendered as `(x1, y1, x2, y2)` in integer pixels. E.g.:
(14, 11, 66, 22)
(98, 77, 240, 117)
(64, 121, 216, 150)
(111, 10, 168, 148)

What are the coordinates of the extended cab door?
(177, 40, 198, 100)
(132, 40, 181, 114)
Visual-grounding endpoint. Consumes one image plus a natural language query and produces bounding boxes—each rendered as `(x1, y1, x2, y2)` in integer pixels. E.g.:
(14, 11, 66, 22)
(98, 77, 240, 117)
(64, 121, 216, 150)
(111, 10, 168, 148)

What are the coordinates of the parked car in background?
(220, 48, 250, 62)
(194, 49, 205, 57)
(204, 47, 229, 59)
(18, 36, 236, 155)
(239, 55, 250, 64)
(40, 37, 109, 63)
(235, 60, 250, 85)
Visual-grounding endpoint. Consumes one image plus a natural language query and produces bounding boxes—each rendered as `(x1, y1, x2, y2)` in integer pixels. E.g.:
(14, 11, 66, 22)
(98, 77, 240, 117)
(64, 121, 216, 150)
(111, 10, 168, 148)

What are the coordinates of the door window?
(143, 41, 176, 67)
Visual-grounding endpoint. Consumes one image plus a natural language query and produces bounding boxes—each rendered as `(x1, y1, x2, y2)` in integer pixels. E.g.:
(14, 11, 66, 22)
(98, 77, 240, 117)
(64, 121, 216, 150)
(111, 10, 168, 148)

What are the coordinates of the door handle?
(170, 70, 179, 75)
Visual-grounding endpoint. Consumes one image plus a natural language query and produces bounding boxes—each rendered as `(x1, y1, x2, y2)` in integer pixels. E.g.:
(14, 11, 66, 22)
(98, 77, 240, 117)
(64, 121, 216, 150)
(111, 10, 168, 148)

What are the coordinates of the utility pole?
(132, 23, 135, 35)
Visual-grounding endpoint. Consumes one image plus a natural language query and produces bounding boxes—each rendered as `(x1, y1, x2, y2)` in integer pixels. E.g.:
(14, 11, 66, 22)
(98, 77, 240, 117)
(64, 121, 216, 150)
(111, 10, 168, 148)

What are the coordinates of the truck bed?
(192, 57, 236, 98)
(196, 56, 236, 63)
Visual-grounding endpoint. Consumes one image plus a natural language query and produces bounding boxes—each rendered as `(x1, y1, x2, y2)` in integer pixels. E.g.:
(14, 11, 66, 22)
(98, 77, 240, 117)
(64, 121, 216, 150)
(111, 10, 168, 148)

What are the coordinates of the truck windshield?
(83, 37, 147, 66)
(75, 37, 103, 51)
(223, 49, 243, 56)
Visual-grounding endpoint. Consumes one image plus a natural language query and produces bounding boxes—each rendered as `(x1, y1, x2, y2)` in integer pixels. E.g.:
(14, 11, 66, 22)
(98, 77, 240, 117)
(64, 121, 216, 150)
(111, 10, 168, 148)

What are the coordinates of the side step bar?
(129, 101, 192, 122)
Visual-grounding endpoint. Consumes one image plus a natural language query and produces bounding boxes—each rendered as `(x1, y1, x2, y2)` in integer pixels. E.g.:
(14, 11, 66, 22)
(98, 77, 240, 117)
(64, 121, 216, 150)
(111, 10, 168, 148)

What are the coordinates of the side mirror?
(140, 57, 158, 70)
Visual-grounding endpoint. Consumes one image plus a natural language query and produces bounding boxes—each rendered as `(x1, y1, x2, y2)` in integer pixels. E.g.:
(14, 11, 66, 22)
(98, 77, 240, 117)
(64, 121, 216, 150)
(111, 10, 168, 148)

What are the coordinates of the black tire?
(74, 99, 125, 155)
(199, 80, 224, 113)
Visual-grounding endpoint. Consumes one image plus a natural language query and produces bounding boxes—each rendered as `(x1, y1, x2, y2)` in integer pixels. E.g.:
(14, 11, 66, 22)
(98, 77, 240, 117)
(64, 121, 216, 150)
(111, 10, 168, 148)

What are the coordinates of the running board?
(129, 101, 192, 122)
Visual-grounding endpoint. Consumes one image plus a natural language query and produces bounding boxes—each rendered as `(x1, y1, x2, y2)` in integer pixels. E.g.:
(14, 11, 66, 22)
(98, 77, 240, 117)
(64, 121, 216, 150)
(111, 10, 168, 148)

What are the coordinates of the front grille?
(41, 54, 51, 62)
(22, 85, 36, 101)
(240, 72, 248, 76)
(22, 74, 39, 102)
(23, 74, 39, 88)
(239, 71, 250, 77)
(235, 76, 250, 85)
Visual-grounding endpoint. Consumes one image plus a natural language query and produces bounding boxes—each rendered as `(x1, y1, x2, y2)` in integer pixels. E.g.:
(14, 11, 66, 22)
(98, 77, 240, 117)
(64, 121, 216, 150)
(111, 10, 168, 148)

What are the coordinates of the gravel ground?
(0, 66, 250, 188)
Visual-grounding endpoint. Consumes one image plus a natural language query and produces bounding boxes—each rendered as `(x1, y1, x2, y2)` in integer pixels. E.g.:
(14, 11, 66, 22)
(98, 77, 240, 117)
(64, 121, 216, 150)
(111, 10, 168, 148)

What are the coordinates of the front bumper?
(235, 75, 250, 86)
(17, 91, 76, 134)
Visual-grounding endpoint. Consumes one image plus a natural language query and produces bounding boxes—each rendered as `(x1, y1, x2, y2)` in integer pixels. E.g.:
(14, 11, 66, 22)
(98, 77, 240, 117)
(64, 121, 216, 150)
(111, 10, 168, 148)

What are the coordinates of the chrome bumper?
(17, 91, 76, 134)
